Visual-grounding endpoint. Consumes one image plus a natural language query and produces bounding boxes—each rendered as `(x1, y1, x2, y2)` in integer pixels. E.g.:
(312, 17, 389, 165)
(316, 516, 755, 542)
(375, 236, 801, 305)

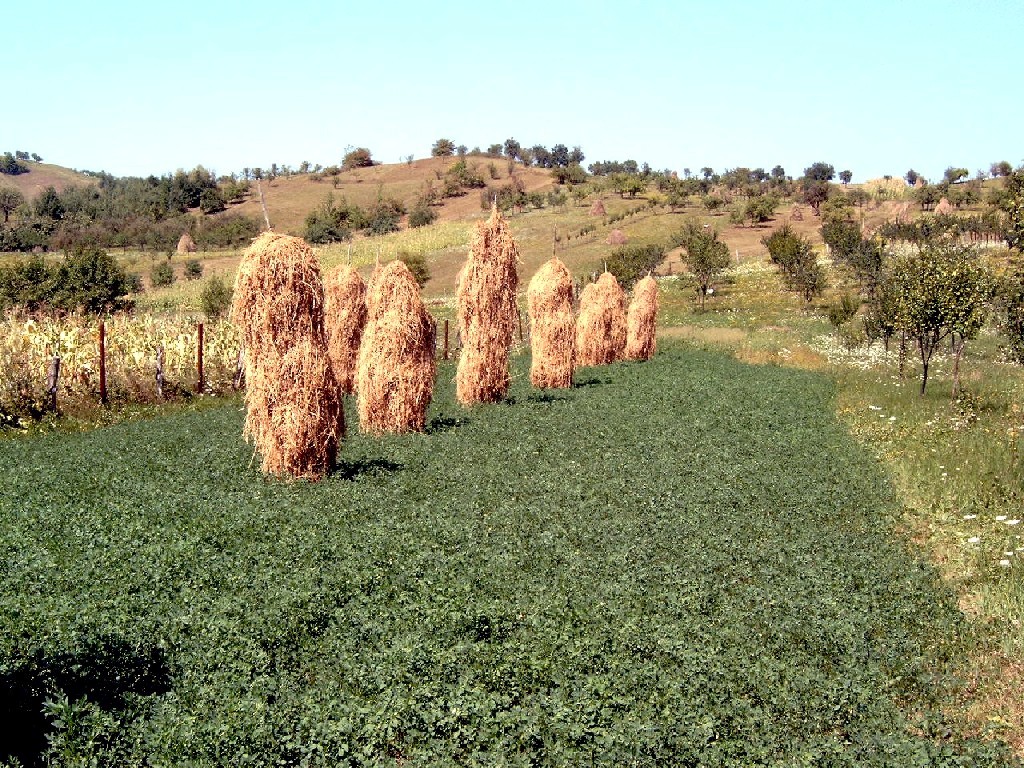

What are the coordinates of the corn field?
(1, 312, 242, 426)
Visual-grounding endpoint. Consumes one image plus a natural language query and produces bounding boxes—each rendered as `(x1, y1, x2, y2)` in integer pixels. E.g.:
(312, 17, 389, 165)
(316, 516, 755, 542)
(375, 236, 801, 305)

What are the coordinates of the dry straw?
(356, 259, 436, 434)
(606, 229, 627, 245)
(232, 231, 341, 479)
(589, 199, 606, 216)
(323, 264, 367, 395)
(177, 232, 197, 253)
(456, 204, 520, 405)
(624, 275, 658, 361)
(575, 271, 626, 367)
(527, 257, 575, 389)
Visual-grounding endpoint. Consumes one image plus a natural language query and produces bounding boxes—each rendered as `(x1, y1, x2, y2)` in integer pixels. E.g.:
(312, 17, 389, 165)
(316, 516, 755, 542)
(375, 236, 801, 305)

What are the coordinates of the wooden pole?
(46, 355, 61, 413)
(443, 319, 449, 360)
(196, 322, 205, 393)
(98, 321, 107, 405)
(155, 346, 165, 399)
(517, 309, 525, 343)
(233, 346, 245, 390)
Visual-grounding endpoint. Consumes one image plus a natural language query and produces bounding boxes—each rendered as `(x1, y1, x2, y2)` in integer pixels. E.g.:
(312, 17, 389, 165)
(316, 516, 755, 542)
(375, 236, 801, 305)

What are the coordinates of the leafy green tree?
(943, 167, 969, 184)
(744, 195, 779, 224)
(891, 243, 993, 395)
(503, 138, 521, 160)
(0, 255, 54, 311)
(431, 138, 455, 157)
(803, 162, 835, 182)
(821, 217, 861, 260)
(604, 243, 664, 289)
(184, 259, 203, 280)
(762, 224, 825, 302)
(303, 193, 363, 244)
(800, 180, 831, 215)
(199, 188, 225, 214)
(904, 169, 920, 186)
(838, 170, 853, 185)
(408, 200, 437, 228)
(201, 275, 232, 320)
(1000, 169, 1024, 251)
(342, 147, 374, 169)
(672, 222, 730, 309)
(0, 152, 28, 175)
(398, 251, 430, 288)
(771, 165, 786, 181)
(150, 261, 175, 287)
(34, 186, 64, 220)
(990, 160, 1013, 178)
(0, 185, 24, 223)
(31, 153, 42, 162)
(51, 247, 134, 313)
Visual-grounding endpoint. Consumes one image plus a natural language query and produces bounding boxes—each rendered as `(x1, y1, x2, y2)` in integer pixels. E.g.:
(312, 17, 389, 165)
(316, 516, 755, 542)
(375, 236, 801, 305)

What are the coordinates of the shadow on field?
(525, 391, 571, 405)
(426, 415, 470, 434)
(333, 457, 403, 480)
(573, 377, 607, 388)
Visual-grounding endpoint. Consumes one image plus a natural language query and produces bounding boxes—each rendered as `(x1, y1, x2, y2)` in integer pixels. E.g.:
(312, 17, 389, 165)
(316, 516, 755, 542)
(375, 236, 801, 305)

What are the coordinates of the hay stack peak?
(934, 197, 954, 216)
(324, 264, 367, 395)
(456, 203, 520, 405)
(625, 275, 658, 361)
(589, 199, 606, 216)
(607, 229, 627, 245)
(177, 232, 197, 254)
(576, 271, 626, 367)
(356, 259, 436, 434)
(527, 257, 575, 389)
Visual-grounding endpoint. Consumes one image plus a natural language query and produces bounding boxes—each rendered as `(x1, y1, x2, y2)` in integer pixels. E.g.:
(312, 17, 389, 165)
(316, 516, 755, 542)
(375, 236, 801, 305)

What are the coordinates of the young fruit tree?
(762, 224, 826, 303)
(673, 222, 730, 310)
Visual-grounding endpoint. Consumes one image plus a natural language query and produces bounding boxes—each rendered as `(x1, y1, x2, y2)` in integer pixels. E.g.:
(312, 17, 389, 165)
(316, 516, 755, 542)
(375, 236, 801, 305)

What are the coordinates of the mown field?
(1, 344, 1018, 766)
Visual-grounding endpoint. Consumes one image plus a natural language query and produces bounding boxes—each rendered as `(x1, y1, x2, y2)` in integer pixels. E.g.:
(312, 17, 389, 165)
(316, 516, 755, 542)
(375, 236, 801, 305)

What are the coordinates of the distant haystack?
(177, 232, 197, 254)
(606, 229, 627, 246)
(934, 197, 954, 215)
(589, 199, 606, 216)
(894, 201, 911, 224)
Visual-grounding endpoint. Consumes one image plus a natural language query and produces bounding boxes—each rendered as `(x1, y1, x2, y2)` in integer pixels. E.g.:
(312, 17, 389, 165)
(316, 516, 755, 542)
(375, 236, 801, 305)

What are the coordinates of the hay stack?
(177, 232, 197, 253)
(589, 199, 606, 216)
(575, 271, 626, 367)
(527, 257, 575, 389)
(324, 264, 367, 395)
(232, 231, 341, 479)
(456, 203, 520, 405)
(356, 260, 436, 434)
(606, 229, 628, 245)
(934, 197, 954, 215)
(624, 275, 658, 361)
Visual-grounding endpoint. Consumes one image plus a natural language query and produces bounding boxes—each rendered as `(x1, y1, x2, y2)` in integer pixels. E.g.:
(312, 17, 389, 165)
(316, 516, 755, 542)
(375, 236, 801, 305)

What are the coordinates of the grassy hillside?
(1, 345, 1016, 765)
(0, 162, 95, 197)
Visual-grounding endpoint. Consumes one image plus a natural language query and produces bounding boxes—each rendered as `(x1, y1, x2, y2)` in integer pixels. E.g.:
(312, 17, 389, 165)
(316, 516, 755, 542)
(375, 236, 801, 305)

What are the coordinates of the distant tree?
(673, 222, 730, 309)
(0, 152, 28, 175)
(904, 169, 920, 186)
(771, 165, 786, 181)
(408, 199, 437, 228)
(800, 180, 832, 215)
(0, 185, 24, 223)
(532, 145, 553, 168)
(569, 146, 585, 165)
(456, 145, 468, 157)
(30, 153, 42, 162)
(199, 188, 226, 214)
(990, 160, 1013, 178)
(701, 167, 715, 180)
(1001, 169, 1024, 251)
(839, 169, 853, 185)
(184, 259, 203, 280)
(431, 138, 456, 157)
(762, 224, 825, 302)
(303, 193, 364, 243)
(891, 243, 993, 395)
(34, 186, 64, 220)
(551, 163, 587, 185)
(943, 166, 969, 184)
(803, 162, 835, 182)
(486, 143, 503, 158)
(298, 160, 311, 174)
(150, 261, 175, 287)
(503, 138, 521, 160)
(744, 195, 779, 225)
(549, 144, 570, 167)
(342, 147, 374, 169)
(821, 217, 862, 260)
(14, 151, 28, 161)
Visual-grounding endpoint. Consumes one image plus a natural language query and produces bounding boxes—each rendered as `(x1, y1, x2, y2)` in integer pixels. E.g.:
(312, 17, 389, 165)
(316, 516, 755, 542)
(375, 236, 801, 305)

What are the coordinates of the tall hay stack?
(575, 271, 626, 367)
(456, 204, 520, 405)
(589, 199, 606, 216)
(324, 264, 367, 395)
(232, 231, 341, 479)
(527, 257, 575, 389)
(624, 275, 658, 361)
(177, 232, 197, 254)
(356, 260, 436, 434)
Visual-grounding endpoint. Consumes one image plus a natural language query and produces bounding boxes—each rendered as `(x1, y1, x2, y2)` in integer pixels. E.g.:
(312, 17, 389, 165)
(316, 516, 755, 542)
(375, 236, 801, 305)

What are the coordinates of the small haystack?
(934, 197, 954, 216)
(232, 231, 341, 479)
(456, 203, 520, 405)
(527, 257, 575, 389)
(576, 271, 627, 367)
(606, 229, 628, 245)
(624, 275, 658, 361)
(356, 260, 436, 434)
(589, 199, 606, 216)
(324, 264, 367, 395)
(177, 232, 197, 254)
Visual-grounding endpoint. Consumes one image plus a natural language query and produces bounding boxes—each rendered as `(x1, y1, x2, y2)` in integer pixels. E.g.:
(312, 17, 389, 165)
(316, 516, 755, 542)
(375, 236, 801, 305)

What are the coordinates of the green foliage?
(431, 138, 455, 157)
(342, 147, 374, 169)
(303, 194, 362, 244)
(0, 151, 29, 175)
(890, 243, 994, 394)
(827, 291, 861, 329)
(398, 251, 430, 288)
(149, 261, 175, 288)
(803, 161, 835, 182)
(1000, 169, 1024, 251)
(364, 193, 406, 236)
(200, 275, 232, 320)
(672, 222, 730, 308)
(407, 200, 437, 228)
(744, 194, 779, 224)
(0, 348, 1015, 765)
(0, 255, 55, 312)
(443, 159, 486, 197)
(604, 243, 664, 289)
(839, 169, 853, 185)
(0, 184, 25, 223)
(0, 248, 134, 314)
(551, 163, 588, 185)
(198, 187, 225, 215)
(183, 259, 203, 280)
(762, 224, 825, 302)
(821, 217, 862, 260)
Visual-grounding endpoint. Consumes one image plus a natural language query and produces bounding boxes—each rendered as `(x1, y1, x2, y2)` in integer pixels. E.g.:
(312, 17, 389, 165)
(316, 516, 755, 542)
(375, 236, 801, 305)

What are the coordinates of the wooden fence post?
(517, 309, 525, 344)
(196, 322, 205, 393)
(443, 319, 449, 360)
(98, 321, 107, 405)
(46, 356, 61, 413)
(233, 346, 245, 390)
(155, 346, 165, 399)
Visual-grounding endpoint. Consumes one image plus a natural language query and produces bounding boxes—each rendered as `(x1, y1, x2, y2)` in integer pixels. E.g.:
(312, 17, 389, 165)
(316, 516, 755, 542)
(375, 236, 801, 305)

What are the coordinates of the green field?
(1, 344, 1017, 766)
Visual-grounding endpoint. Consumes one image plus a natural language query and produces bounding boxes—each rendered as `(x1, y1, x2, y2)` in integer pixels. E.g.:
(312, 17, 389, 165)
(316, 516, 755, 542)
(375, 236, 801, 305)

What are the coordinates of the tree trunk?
(951, 335, 965, 399)
(898, 331, 907, 379)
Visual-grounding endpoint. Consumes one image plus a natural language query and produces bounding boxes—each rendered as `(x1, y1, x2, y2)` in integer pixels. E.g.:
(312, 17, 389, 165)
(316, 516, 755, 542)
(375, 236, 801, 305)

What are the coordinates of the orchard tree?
(904, 169, 920, 186)
(762, 224, 825, 302)
(803, 162, 835, 182)
(673, 221, 730, 309)
(0, 185, 25, 223)
(1000, 168, 1024, 251)
(839, 169, 853, 185)
(891, 243, 993, 395)
(943, 166, 969, 184)
(990, 160, 1013, 178)
(342, 147, 374, 169)
(431, 138, 456, 157)
(503, 138, 521, 160)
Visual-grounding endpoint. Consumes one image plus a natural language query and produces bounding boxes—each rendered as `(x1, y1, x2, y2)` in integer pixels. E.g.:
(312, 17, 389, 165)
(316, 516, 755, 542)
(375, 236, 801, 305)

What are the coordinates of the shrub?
(342, 147, 374, 169)
(201, 275, 232, 320)
(184, 259, 203, 280)
(605, 243, 665, 290)
(408, 201, 437, 229)
(398, 251, 431, 288)
(827, 292, 860, 330)
(150, 261, 175, 287)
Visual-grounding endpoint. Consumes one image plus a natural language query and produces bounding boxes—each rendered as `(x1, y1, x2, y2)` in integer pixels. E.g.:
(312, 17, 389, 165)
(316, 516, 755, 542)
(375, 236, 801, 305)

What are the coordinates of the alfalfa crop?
(232, 231, 341, 479)
(356, 259, 436, 434)
(324, 264, 367, 395)
(527, 257, 575, 388)
(456, 203, 520, 405)
(575, 271, 626, 367)
(624, 275, 658, 361)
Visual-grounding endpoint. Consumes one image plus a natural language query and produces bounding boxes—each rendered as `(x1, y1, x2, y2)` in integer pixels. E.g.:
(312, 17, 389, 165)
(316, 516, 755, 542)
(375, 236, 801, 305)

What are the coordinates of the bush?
(184, 259, 203, 280)
(398, 251, 430, 288)
(150, 261, 175, 287)
(605, 243, 665, 289)
(201, 275, 232, 320)
(342, 147, 374, 169)
(827, 292, 860, 330)
(303, 194, 363, 244)
(408, 202, 437, 229)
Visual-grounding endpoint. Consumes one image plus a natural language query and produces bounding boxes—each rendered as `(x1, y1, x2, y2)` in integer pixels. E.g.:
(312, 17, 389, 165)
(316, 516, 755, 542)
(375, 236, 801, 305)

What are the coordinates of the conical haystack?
(456, 203, 520, 405)
(177, 232, 197, 253)
(624, 275, 658, 361)
(527, 257, 575, 389)
(231, 231, 341, 479)
(589, 199, 606, 216)
(356, 260, 436, 434)
(576, 271, 626, 367)
(934, 197, 954, 215)
(607, 229, 627, 245)
(324, 264, 367, 395)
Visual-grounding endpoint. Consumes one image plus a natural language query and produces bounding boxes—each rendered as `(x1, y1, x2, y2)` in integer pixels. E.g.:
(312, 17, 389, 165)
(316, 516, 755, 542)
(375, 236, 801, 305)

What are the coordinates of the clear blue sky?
(5, 0, 1022, 183)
